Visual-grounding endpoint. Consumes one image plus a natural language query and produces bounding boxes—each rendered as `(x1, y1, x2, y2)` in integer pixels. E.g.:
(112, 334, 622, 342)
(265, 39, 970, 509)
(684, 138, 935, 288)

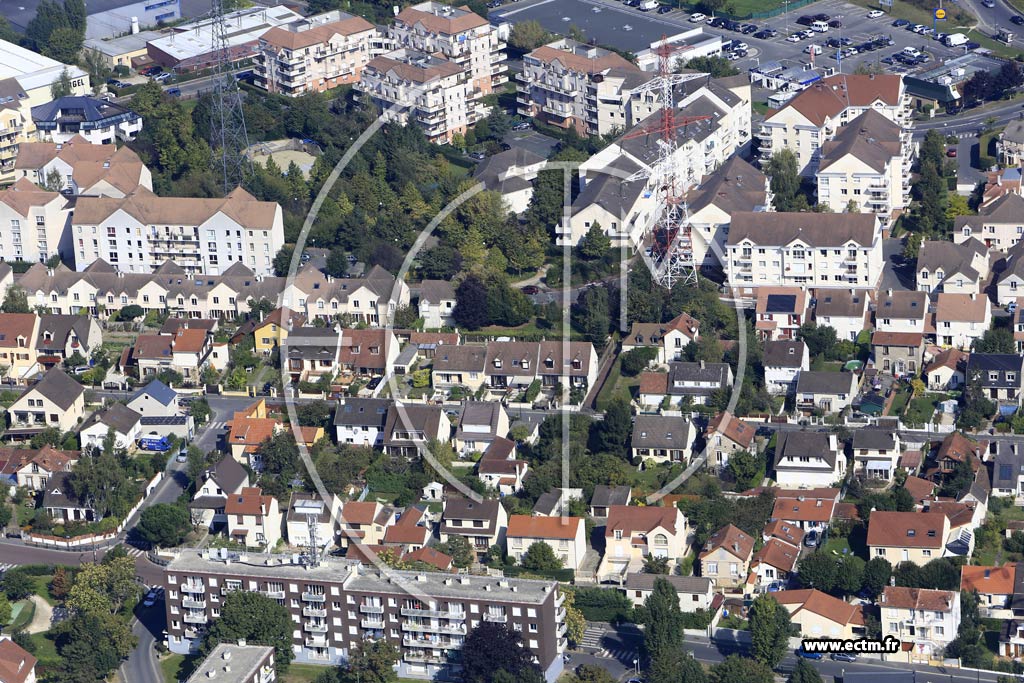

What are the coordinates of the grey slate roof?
(27, 368, 84, 411)
(966, 353, 1024, 388)
(685, 156, 768, 216)
(471, 147, 545, 195)
(572, 156, 646, 216)
(795, 370, 855, 395)
(775, 431, 837, 468)
(82, 403, 140, 435)
(36, 314, 94, 354)
(763, 340, 806, 369)
(129, 379, 177, 407)
(333, 398, 390, 427)
(666, 362, 730, 394)
(917, 239, 986, 284)
(418, 280, 455, 305)
(207, 456, 248, 494)
(623, 572, 712, 593)
(814, 289, 869, 319)
(852, 428, 897, 451)
(630, 415, 692, 451)
(42, 471, 88, 511)
(591, 484, 631, 508)
(728, 212, 877, 247)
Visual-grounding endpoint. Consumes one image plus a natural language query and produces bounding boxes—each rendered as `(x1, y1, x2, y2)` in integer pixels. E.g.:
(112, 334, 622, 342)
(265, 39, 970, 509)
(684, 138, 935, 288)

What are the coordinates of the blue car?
(796, 647, 824, 660)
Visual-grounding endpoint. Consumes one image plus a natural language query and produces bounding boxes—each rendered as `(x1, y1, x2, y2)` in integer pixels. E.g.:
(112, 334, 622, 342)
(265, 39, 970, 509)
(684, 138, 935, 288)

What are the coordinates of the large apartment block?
(70, 187, 285, 276)
(389, 2, 507, 97)
(357, 49, 477, 145)
(0, 77, 36, 186)
(255, 10, 378, 96)
(758, 74, 911, 176)
(516, 39, 648, 136)
(0, 179, 71, 264)
(164, 550, 567, 681)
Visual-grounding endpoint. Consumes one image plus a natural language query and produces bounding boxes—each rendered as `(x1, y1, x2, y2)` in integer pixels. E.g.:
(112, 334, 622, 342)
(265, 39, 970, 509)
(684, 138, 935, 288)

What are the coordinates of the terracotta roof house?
(924, 347, 968, 391)
(867, 510, 951, 566)
(225, 486, 282, 548)
(773, 588, 868, 639)
(507, 514, 587, 571)
(961, 564, 1015, 614)
(880, 586, 961, 662)
(699, 523, 755, 589)
(0, 635, 37, 683)
(705, 411, 756, 471)
(598, 505, 689, 583)
(748, 537, 800, 588)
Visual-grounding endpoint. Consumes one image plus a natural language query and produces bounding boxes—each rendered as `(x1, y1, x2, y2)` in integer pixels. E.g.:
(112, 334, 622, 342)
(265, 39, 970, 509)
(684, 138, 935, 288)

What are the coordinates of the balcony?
(303, 607, 327, 618)
(361, 619, 386, 629)
(483, 613, 507, 623)
(404, 653, 446, 664)
(404, 636, 462, 649)
(401, 622, 466, 635)
(264, 589, 285, 599)
(557, 622, 568, 638)
(359, 603, 383, 614)
(182, 597, 206, 609)
(302, 592, 326, 603)
(182, 583, 205, 594)
(401, 607, 465, 619)
(305, 635, 329, 647)
(184, 613, 208, 624)
(555, 592, 566, 608)
(304, 622, 328, 634)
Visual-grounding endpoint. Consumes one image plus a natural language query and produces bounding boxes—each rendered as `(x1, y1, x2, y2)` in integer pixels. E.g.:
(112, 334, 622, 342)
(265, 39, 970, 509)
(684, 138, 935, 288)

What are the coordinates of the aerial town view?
(5, 0, 1024, 679)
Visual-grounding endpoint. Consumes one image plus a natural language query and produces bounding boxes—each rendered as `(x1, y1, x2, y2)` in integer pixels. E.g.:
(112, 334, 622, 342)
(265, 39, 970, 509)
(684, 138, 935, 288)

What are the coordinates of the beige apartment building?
(255, 11, 377, 96)
(389, 1, 506, 97)
(357, 49, 476, 145)
(816, 109, 915, 226)
(0, 179, 71, 264)
(758, 74, 911, 176)
(0, 78, 36, 186)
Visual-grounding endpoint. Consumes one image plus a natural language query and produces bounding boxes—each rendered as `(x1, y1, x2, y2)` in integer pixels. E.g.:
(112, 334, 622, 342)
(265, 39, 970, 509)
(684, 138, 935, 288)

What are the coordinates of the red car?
(947, 147, 957, 157)
(522, 285, 540, 295)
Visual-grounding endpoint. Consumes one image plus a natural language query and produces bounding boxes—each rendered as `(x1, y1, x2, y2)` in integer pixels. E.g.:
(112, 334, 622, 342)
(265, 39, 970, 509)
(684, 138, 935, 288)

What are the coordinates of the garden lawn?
(904, 392, 952, 427)
(160, 653, 199, 682)
(596, 358, 641, 412)
(28, 632, 59, 670)
(283, 663, 335, 682)
(7, 599, 33, 632)
(887, 387, 911, 417)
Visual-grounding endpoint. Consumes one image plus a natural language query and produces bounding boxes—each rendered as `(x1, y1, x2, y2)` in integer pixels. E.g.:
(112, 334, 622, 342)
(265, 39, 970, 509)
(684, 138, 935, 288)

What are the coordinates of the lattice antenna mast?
(623, 40, 710, 289)
(209, 0, 253, 194)
(306, 513, 321, 567)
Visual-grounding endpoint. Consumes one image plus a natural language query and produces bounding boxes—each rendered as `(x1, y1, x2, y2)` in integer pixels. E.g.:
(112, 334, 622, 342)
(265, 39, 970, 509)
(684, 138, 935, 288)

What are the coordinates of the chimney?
(699, 360, 705, 369)
(130, 16, 140, 33)
(886, 288, 893, 297)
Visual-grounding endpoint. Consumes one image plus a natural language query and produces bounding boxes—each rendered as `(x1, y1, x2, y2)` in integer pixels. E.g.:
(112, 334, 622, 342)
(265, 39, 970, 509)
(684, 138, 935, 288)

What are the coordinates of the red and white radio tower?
(622, 38, 711, 288)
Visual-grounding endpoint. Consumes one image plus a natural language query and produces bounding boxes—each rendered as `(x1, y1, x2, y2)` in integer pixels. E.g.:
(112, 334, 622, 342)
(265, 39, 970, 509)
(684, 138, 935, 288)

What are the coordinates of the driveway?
(879, 237, 915, 292)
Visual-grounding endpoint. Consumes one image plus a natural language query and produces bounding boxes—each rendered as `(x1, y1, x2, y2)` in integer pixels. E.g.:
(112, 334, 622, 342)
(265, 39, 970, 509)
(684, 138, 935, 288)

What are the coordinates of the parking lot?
(492, 0, 975, 78)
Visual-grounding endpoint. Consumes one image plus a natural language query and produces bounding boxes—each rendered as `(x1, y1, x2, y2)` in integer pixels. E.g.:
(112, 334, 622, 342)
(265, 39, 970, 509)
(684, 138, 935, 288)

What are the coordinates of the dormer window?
(907, 529, 916, 537)
(572, 359, 582, 370)
(493, 358, 502, 368)
(544, 357, 554, 369)
(522, 360, 529, 370)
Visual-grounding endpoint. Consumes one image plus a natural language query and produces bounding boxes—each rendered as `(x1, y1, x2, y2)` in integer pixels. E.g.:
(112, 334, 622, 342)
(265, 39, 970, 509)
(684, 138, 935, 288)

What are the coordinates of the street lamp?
(633, 658, 639, 675)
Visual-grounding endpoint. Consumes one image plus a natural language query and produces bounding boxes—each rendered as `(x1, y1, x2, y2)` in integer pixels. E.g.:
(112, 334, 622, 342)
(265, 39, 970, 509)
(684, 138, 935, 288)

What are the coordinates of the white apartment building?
(357, 49, 476, 145)
(880, 587, 960, 663)
(31, 96, 143, 145)
(725, 212, 883, 299)
(934, 293, 991, 350)
(0, 77, 36, 186)
(758, 74, 911, 176)
(686, 156, 771, 268)
(516, 39, 648, 136)
(70, 187, 284, 276)
(559, 78, 751, 246)
(955, 192, 1024, 251)
(0, 179, 70, 264)
(389, 1, 507, 97)
(816, 109, 915, 226)
(14, 135, 153, 198)
(255, 10, 377, 96)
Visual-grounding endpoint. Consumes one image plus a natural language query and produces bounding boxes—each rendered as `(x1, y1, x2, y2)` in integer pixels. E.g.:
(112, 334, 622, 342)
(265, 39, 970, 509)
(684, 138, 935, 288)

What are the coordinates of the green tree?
(64, 0, 86, 32)
(571, 664, 617, 683)
(643, 578, 686, 683)
(52, 610, 136, 683)
(1, 572, 32, 601)
(572, 285, 610, 347)
(67, 558, 139, 616)
(598, 397, 632, 455)
(861, 557, 892, 599)
(460, 622, 541, 683)
(726, 450, 762, 491)
(437, 535, 475, 568)
(680, 55, 739, 77)
(788, 658, 823, 683)
(578, 221, 611, 260)
(642, 554, 670, 575)
(135, 503, 190, 547)
(903, 232, 923, 261)
(0, 593, 11, 626)
(203, 591, 294, 673)
(520, 541, 563, 571)
(508, 19, 552, 50)
(749, 594, 792, 669)
(46, 26, 83, 64)
(975, 326, 1014, 353)
(764, 149, 802, 212)
(835, 554, 866, 596)
(796, 552, 837, 592)
(711, 654, 774, 683)
(560, 588, 586, 646)
(454, 274, 489, 330)
(1, 286, 30, 314)
(343, 639, 399, 683)
(27, 0, 69, 52)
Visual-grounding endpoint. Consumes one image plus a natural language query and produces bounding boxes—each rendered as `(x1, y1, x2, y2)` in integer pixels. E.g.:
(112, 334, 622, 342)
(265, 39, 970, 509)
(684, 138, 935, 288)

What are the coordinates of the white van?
(639, 0, 659, 10)
(943, 32, 968, 47)
(902, 46, 922, 58)
(811, 20, 829, 32)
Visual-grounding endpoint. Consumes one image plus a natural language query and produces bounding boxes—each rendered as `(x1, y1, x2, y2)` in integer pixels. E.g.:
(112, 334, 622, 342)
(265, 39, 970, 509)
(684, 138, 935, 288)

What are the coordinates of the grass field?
(904, 392, 953, 426)
(595, 358, 641, 411)
(160, 653, 199, 682)
(283, 663, 334, 682)
(7, 599, 34, 632)
(28, 632, 60, 670)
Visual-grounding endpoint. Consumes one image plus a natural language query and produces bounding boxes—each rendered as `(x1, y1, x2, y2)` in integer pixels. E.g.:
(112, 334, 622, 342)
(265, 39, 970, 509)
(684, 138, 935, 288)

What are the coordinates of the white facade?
(0, 180, 70, 264)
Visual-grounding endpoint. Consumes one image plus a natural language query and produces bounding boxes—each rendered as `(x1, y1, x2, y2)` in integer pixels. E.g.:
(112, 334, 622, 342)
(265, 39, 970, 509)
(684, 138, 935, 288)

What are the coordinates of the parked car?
(512, 121, 531, 131)
(140, 66, 162, 77)
(983, 0, 996, 8)
(1009, 301, 1019, 313)
(828, 19, 842, 27)
(804, 530, 819, 547)
(166, 87, 181, 97)
(657, 5, 672, 12)
(1013, 14, 1024, 24)
(787, 33, 803, 42)
(732, 41, 748, 50)
(804, 44, 823, 55)
(142, 589, 159, 608)
(796, 647, 824, 660)
(688, 11, 706, 21)
(813, 12, 830, 20)
(753, 30, 771, 38)
(892, 18, 910, 27)
(107, 79, 130, 89)
(868, 9, 884, 18)
(831, 652, 858, 663)
(796, 14, 815, 25)
(154, 72, 172, 83)
(947, 147, 957, 157)
(742, 23, 758, 33)
(966, 41, 981, 49)
(522, 285, 540, 295)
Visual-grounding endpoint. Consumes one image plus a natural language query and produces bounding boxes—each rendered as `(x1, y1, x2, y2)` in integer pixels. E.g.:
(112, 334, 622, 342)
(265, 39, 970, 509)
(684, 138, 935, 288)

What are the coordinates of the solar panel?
(765, 294, 796, 314)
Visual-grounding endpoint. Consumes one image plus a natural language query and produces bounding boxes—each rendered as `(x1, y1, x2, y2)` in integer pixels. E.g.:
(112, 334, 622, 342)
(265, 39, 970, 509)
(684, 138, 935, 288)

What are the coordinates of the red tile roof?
(508, 515, 582, 540)
(961, 564, 1015, 595)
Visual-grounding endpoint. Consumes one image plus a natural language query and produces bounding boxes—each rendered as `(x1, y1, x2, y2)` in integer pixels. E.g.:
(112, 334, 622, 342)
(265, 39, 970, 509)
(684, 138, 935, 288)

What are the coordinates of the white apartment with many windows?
(725, 212, 883, 302)
(816, 109, 915, 226)
(356, 49, 477, 145)
(255, 10, 378, 96)
(0, 179, 71, 264)
(758, 74, 911, 176)
(69, 187, 284, 276)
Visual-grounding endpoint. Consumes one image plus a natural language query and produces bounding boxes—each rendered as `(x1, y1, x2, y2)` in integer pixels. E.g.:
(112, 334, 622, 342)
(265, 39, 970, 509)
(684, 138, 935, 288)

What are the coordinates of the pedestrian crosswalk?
(580, 626, 605, 650)
(208, 420, 226, 430)
(598, 645, 638, 663)
(0, 563, 14, 574)
(124, 547, 145, 558)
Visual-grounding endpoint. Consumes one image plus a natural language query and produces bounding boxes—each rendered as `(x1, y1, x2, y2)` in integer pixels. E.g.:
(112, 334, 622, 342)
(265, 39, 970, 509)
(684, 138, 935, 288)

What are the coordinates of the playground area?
(246, 138, 320, 179)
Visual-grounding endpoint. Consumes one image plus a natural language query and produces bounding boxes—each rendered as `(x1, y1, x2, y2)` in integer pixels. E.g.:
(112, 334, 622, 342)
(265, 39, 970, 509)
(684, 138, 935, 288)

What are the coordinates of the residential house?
(454, 401, 509, 455)
(813, 289, 870, 342)
(867, 511, 951, 565)
(966, 353, 1024, 403)
(620, 312, 700, 365)
(431, 345, 487, 394)
(13, 135, 151, 197)
(471, 147, 546, 214)
(438, 498, 508, 558)
(757, 74, 909, 176)
(880, 586, 961, 663)
(876, 290, 929, 334)
(0, 635, 37, 683)
(748, 536, 800, 588)
(128, 328, 213, 383)
(597, 505, 689, 583)
(705, 412, 755, 471)
(79, 403, 141, 451)
(332, 398, 389, 447)
(532, 488, 583, 517)
(924, 348, 967, 391)
(42, 471, 93, 522)
(226, 400, 282, 470)
(771, 488, 841, 532)
(337, 328, 400, 378)
(476, 437, 529, 495)
(189, 456, 250, 529)
(956, 191, 1024, 251)
(381, 506, 433, 553)
(589, 485, 631, 517)
(961, 564, 1015, 616)
(252, 307, 306, 355)
(763, 340, 809, 395)
(381, 404, 451, 458)
(630, 414, 694, 465)
(698, 523, 755, 589)
(417, 280, 456, 329)
(637, 361, 733, 409)
(851, 428, 901, 480)
(31, 96, 142, 144)
(507, 515, 587, 571)
(7, 368, 85, 437)
(916, 239, 989, 295)
(993, 441, 1024, 503)
(815, 110, 914, 227)
(35, 314, 101, 368)
(725, 212, 883, 301)
(685, 156, 772, 269)
(402, 546, 455, 572)
(773, 431, 845, 488)
(754, 287, 810, 342)
(621, 574, 714, 612)
(126, 379, 178, 418)
(1000, 118, 1024, 166)
(285, 492, 341, 551)
(0, 313, 40, 385)
(934, 293, 990, 350)
(225, 487, 283, 549)
(15, 446, 77, 491)
(338, 501, 396, 549)
(774, 589, 869, 639)
(794, 371, 858, 414)
(872, 331, 929, 378)
(930, 432, 984, 483)
(763, 519, 805, 547)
